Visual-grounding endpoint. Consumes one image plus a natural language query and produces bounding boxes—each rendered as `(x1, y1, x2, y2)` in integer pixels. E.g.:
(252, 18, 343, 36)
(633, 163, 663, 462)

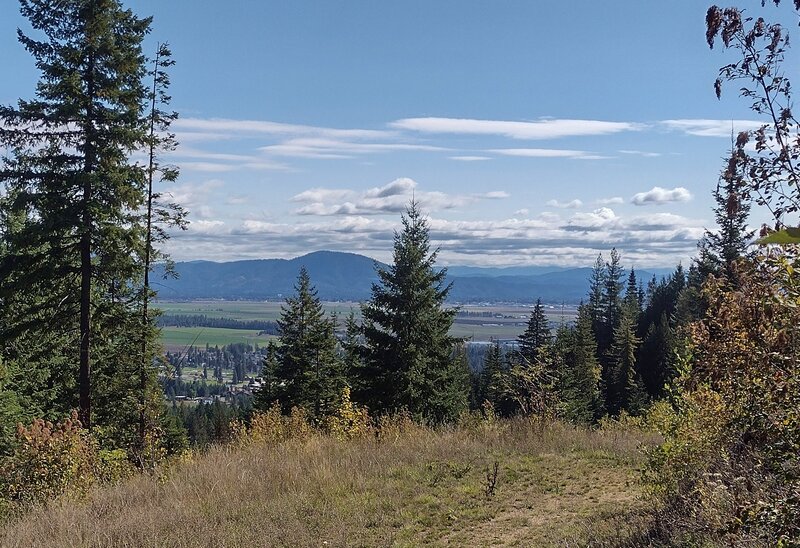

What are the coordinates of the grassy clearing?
(0, 420, 657, 547)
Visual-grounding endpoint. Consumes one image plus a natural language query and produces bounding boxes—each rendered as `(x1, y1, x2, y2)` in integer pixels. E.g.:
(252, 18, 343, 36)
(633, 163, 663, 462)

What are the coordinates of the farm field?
(160, 326, 275, 350)
(156, 300, 578, 347)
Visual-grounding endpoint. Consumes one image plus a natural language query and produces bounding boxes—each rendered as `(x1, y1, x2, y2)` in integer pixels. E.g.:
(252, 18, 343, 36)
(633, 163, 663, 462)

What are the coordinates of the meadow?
(0, 418, 656, 547)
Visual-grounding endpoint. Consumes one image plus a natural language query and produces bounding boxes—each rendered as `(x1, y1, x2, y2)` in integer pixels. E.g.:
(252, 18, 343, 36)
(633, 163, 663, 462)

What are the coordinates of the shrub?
(322, 387, 371, 440)
(0, 412, 97, 508)
(233, 403, 316, 446)
(644, 258, 800, 544)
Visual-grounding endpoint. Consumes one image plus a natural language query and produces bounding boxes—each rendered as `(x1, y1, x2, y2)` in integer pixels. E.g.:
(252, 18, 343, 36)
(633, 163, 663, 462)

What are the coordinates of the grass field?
(159, 326, 274, 350)
(0, 419, 657, 547)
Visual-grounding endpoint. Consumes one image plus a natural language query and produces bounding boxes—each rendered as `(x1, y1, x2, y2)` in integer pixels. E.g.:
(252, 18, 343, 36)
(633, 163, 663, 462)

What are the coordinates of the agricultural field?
(155, 300, 578, 349)
(159, 326, 273, 350)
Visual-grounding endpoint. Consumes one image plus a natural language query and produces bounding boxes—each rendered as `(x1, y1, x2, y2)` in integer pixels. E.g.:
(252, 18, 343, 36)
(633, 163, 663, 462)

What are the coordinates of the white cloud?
(291, 178, 508, 216)
(480, 191, 510, 199)
(292, 188, 357, 203)
(189, 220, 226, 234)
(174, 118, 394, 140)
(514, 208, 529, 216)
(449, 155, 492, 161)
(164, 207, 707, 268)
(364, 178, 416, 198)
(260, 138, 445, 159)
(391, 117, 641, 140)
(631, 186, 692, 206)
(619, 150, 662, 157)
(596, 197, 624, 205)
(546, 199, 583, 209)
(490, 148, 598, 159)
(661, 119, 763, 137)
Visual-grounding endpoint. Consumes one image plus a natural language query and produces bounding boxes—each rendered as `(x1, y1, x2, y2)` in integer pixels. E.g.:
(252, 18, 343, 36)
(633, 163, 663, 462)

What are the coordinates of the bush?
(322, 387, 371, 440)
(232, 403, 315, 446)
(643, 259, 800, 545)
(0, 412, 98, 509)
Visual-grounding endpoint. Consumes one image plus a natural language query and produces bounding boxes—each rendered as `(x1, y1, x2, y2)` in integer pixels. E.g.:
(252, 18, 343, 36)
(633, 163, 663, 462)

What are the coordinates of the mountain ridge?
(154, 251, 673, 304)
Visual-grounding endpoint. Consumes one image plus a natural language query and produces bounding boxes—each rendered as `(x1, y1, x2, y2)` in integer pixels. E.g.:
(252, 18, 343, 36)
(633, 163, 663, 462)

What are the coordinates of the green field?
(156, 300, 360, 322)
(160, 326, 276, 350)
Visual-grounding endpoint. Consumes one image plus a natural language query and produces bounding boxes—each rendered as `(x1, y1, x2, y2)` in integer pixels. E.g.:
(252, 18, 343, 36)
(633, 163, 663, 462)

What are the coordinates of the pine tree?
(253, 341, 280, 411)
(623, 268, 640, 317)
(275, 267, 344, 419)
(605, 308, 646, 416)
(517, 298, 551, 363)
(137, 42, 187, 455)
(341, 311, 364, 393)
(603, 248, 625, 338)
(587, 254, 606, 336)
(0, 0, 158, 432)
(562, 305, 603, 423)
(701, 146, 755, 283)
(479, 341, 504, 408)
(638, 312, 675, 398)
(360, 202, 467, 423)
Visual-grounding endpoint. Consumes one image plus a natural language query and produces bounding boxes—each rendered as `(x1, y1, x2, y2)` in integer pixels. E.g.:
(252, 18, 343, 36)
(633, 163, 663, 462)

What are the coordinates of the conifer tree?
(275, 268, 344, 419)
(562, 305, 603, 423)
(478, 341, 504, 408)
(517, 298, 551, 363)
(341, 311, 364, 393)
(588, 254, 606, 336)
(638, 312, 675, 398)
(0, 0, 162, 433)
(360, 202, 467, 423)
(623, 268, 640, 317)
(605, 308, 646, 416)
(699, 146, 754, 283)
(603, 248, 625, 337)
(137, 42, 187, 454)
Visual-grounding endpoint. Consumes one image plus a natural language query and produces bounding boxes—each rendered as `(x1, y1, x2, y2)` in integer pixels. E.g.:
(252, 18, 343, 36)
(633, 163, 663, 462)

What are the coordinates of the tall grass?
(0, 418, 657, 547)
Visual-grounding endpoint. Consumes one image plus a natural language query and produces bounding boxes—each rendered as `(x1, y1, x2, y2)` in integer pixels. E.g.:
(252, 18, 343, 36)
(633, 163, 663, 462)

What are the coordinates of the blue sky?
(0, 1, 780, 267)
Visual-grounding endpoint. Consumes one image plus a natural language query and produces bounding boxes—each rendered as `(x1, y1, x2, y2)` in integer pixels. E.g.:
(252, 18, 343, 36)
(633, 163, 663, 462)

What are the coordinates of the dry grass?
(0, 419, 658, 547)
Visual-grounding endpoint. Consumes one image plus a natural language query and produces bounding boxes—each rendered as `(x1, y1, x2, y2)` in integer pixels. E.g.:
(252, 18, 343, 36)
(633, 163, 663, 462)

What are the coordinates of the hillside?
(0, 419, 657, 547)
(155, 251, 671, 303)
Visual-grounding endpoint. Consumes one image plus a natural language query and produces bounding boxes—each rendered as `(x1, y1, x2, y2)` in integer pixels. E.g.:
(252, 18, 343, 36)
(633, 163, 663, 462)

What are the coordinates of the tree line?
(157, 314, 279, 334)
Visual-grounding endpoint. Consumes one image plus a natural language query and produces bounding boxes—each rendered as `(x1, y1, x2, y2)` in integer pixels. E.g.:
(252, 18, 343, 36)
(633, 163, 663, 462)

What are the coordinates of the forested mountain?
(156, 251, 669, 303)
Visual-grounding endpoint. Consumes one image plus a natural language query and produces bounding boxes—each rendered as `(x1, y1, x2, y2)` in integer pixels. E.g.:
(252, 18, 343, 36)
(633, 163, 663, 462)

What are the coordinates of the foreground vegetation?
(0, 417, 657, 547)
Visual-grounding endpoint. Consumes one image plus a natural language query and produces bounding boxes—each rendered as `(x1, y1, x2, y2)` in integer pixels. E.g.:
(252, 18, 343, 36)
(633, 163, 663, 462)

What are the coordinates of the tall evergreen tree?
(587, 254, 606, 337)
(562, 305, 603, 423)
(605, 308, 646, 416)
(638, 312, 675, 398)
(0, 0, 161, 433)
(702, 146, 755, 281)
(602, 248, 625, 338)
(478, 340, 503, 408)
(273, 268, 344, 419)
(623, 268, 640, 317)
(360, 202, 467, 423)
(517, 298, 551, 363)
(341, 310, 364, 394)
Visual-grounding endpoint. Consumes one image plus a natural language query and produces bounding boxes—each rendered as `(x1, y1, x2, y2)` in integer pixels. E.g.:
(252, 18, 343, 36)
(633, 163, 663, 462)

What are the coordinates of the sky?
(0, 1, 788, 267)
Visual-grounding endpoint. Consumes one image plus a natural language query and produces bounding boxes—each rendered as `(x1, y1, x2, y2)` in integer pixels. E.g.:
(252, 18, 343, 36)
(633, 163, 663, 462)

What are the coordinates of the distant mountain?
(154, 251, 673, 304)
(154, 251, 386, 302)
(444, 265, 568, 278)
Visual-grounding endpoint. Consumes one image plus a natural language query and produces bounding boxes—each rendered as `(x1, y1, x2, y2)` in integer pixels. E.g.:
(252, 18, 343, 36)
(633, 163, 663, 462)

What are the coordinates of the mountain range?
(153, 251, 674, 304)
